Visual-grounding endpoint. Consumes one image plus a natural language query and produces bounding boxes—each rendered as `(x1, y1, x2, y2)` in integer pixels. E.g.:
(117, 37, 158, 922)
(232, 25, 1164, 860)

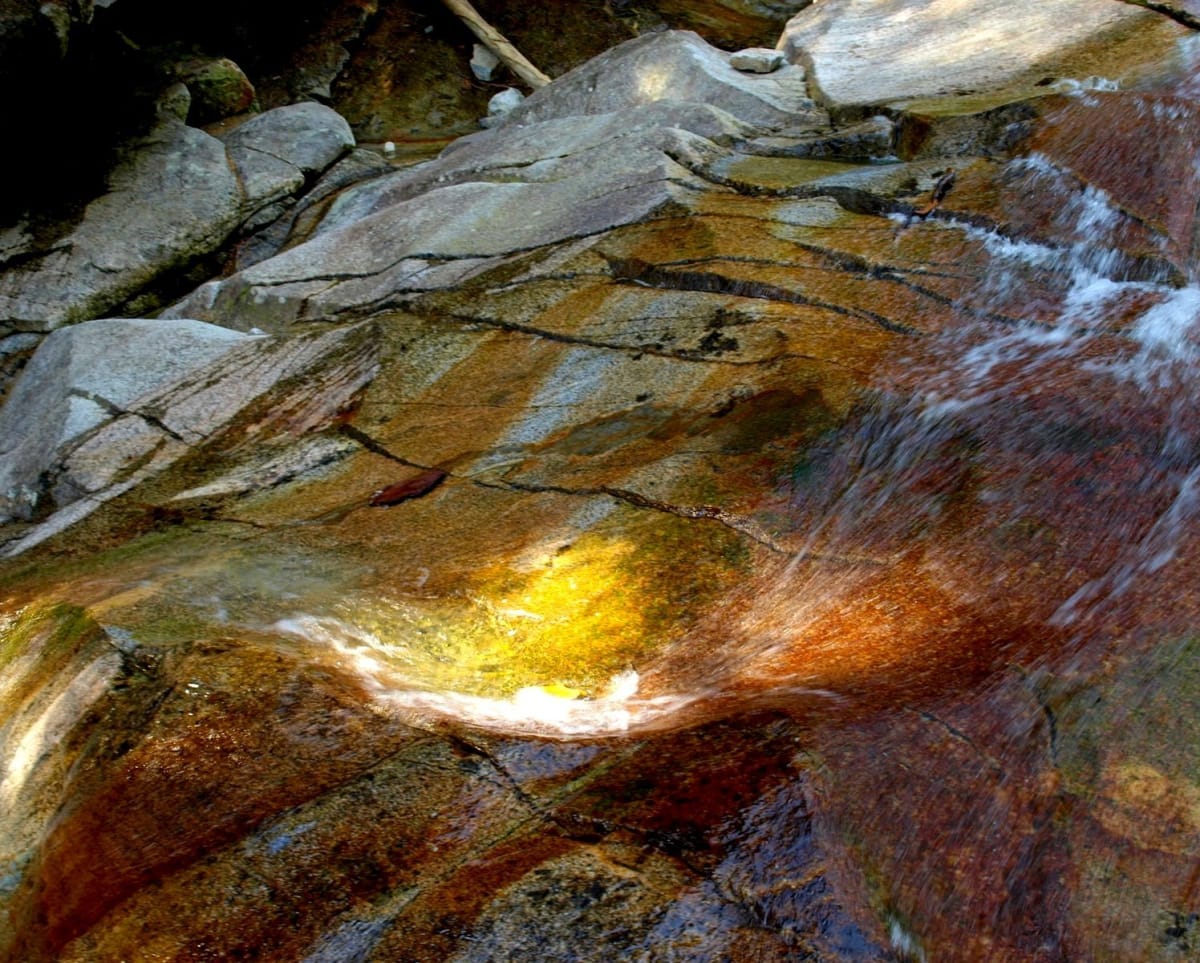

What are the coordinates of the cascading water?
(248, 78, 1200, 746)
(711, 123, 1200, 699)
(6, 27, 1200, 961)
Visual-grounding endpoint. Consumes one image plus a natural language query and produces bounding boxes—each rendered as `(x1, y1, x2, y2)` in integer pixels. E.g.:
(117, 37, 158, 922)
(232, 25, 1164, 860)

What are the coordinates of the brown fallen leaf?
(369, 468, 448, 507)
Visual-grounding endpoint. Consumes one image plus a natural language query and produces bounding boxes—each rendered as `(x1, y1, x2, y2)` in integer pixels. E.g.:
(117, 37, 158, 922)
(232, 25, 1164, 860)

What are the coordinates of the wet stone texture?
(3, 8, 1200, 962)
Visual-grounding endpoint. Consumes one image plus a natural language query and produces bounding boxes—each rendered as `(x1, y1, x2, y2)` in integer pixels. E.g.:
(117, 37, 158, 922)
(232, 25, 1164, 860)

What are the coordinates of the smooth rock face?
(4, 16, 1200, 963)
(0, 104, 356, 333)
(497, 29, 819, 130)
(780, 0, 1186, 112)
(0, 318, 248, 523)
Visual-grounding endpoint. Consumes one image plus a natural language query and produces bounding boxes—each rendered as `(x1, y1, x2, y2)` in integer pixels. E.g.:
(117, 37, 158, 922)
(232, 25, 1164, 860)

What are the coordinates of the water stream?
(4, 38, 1200, 963)
(230, 80, 1200, 740)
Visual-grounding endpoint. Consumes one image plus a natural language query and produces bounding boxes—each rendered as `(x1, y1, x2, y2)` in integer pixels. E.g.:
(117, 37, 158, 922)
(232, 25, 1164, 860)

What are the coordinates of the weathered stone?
(730, 45, 786, 73)
(0, 321, 378, 555)
(223, 102, 356, 212)
(173, 55, 256, 125)
(496, 29, 820, 131)
(5, 10, 1200, 962)
(0, 119, 243, 330)
(893, 89, 1049, 159)
(0, 318, 249, 523)
(471, 42, 501, 82)
(0, 0, 90, 69)
(488, 86, 524, 117)
(230, 147, 392, 271)
(780, 0, 1188, 115)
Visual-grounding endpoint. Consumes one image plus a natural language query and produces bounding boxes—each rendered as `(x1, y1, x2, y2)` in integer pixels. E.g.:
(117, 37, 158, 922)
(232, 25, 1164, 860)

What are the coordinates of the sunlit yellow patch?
(298, 511, 751, 700)
(636, 65, 670, 101)
(533, 683, 584, 700)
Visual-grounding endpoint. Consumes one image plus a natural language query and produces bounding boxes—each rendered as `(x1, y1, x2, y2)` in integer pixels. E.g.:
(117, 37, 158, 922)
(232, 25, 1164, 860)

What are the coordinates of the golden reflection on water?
(277, 531, 660, 701)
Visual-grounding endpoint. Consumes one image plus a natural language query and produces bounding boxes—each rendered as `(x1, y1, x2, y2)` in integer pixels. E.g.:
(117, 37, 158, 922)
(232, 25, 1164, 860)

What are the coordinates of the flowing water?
(216, 80, 1200, 744)
(5, 55, 1200, 963)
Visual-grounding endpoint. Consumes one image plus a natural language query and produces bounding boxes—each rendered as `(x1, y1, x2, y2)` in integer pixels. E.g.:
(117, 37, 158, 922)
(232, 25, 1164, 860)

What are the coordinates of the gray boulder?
(223, 101, 355, 212)
(0, 318, 377, 555)
(163, 31, 837, 332)
(730, 47, 787, 74)
(495, 30, 819, 131)
(780, 0, 1186, 113)
(163, 119, 729, 330)
(0, 103, 356, 333)
(0, 318, 248, 522)
(0, 120, 243, 330)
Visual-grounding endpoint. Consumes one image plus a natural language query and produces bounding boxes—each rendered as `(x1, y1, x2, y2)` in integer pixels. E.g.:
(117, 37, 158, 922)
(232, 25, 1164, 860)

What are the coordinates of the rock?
(0, 318, 249, 522)
(163, 113, 741, 329)
(0, 119, 244, 330)
(230, 147, 392, 272)
(174, 55, 256, 126)
(0, 320, 378, 554)
(0, 104, 357, 332)
(650, 0, 815, 48)
(0, 0, 90, 70)
(740, 113, 895, 159)
(488, 86, 525, 118)
(471, 42, 501, 82)
(730, 46, 786, 73)
(0, 331, 40, 406)
(780, 0, 1188, 115)
(495, 30, 820, 131)
(154, 81, 191, 123)
(223, 102, 356, 213)
(6, 12, 1200, 963)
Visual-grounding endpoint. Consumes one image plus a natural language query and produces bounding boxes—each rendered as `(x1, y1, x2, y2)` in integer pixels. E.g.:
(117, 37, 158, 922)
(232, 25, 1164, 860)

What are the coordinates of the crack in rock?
(68, 389, 186, 442)
(430, 310, 798, 367)
(1113, 0, 1200, 30)
(606, 256, 919, 335)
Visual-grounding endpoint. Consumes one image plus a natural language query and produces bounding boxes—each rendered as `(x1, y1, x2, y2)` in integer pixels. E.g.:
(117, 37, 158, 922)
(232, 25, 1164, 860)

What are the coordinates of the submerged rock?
(3, 10, 1200, 963)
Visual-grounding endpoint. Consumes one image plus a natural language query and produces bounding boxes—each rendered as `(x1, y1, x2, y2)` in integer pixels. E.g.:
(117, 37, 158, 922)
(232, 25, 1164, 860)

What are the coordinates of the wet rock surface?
(779, 0, 1187, 115)
(3, 5, 1200, 962)
(0, 103, 354, 333)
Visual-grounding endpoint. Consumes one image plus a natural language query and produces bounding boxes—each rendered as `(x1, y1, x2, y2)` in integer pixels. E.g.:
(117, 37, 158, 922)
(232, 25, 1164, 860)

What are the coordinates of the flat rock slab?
(0, 318, 249, 522)
(498, 29, 821, 131)
(780, 0, 1187, 113)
